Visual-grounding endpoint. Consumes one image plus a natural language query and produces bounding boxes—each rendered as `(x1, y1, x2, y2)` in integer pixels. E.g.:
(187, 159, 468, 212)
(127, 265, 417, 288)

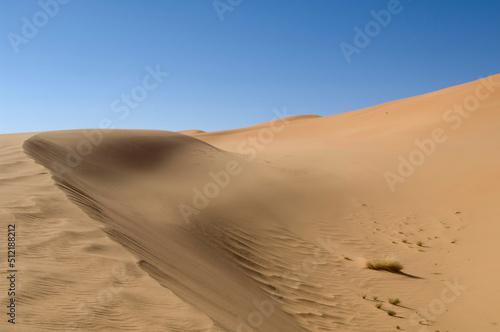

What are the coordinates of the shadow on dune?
(23, 130, 308, 332)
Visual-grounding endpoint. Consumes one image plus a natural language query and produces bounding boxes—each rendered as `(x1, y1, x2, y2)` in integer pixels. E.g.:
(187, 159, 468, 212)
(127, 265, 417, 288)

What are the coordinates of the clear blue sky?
(1, 0, 499, 134)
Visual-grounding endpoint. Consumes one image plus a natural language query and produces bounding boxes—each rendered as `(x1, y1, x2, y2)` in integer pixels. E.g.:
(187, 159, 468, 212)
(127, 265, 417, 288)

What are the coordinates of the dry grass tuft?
(387, 310, 397, 316)
(388, 298, 400, 305)
(366, 256, 404, 273)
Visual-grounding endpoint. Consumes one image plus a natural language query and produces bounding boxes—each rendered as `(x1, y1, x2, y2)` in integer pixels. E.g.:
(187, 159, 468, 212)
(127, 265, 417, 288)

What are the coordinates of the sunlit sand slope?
(3, 73, 498, 331)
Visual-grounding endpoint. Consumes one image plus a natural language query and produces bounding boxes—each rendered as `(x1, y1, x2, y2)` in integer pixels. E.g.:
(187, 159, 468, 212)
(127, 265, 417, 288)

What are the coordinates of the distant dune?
(1, 74, 499, 331)
(178, 129, 206, 135)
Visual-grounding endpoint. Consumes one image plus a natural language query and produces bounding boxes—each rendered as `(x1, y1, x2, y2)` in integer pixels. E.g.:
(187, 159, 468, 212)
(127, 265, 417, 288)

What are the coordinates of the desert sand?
(1, 74, 499, 331)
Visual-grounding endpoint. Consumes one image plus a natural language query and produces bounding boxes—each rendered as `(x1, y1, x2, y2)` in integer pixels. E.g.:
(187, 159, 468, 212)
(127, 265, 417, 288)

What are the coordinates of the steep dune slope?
(0, 133, 221, 331)
(23, 130, 312, 331)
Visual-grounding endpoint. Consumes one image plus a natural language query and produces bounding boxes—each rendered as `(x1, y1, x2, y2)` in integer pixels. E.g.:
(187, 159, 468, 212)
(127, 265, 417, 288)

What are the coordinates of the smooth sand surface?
(1, 74, 499, 331)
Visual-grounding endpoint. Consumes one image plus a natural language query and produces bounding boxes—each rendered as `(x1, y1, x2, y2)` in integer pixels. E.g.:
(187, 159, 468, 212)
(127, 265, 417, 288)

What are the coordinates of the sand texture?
(1, 74, 499, 331)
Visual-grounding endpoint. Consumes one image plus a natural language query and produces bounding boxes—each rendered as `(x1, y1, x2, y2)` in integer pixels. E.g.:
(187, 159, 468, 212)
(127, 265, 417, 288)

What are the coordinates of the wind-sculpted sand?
(1, 74, 499, 331)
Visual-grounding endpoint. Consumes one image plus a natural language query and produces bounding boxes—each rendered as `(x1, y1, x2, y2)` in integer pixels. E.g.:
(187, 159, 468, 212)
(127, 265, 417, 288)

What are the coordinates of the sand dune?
(1, 74, 500, 331)
(178, 129, 206, 135)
